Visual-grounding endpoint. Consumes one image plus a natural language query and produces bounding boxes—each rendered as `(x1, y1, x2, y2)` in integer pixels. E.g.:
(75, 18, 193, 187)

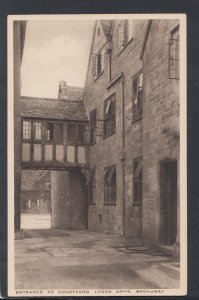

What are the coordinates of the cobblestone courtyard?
(15, 228, 180, 290)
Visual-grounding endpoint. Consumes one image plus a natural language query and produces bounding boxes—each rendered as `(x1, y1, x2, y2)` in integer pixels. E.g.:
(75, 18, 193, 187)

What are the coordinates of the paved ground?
(15, 229, 180, 290)
(21, 213, 51, 229)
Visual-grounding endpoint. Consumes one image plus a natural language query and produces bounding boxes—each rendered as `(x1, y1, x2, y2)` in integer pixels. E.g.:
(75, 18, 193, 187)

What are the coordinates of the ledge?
(106, 73, 124, 89)
(93, 70, 104, 83)
(117, 37, 134, 57)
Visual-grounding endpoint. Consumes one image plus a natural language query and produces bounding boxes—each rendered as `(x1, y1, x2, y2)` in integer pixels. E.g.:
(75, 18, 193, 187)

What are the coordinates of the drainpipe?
(121, 73, 126, 235)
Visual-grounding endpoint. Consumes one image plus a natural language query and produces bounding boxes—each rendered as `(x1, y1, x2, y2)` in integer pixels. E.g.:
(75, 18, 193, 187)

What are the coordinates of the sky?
(21, 20, 94, 98)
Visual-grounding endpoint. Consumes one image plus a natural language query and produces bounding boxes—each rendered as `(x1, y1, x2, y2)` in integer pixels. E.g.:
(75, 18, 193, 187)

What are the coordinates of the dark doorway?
(160, 160, 177, 245)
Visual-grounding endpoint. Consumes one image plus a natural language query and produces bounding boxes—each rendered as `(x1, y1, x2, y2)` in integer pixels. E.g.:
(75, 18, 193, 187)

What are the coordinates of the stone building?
(15, 19, 180, 254)
(83, 19, 180, 251)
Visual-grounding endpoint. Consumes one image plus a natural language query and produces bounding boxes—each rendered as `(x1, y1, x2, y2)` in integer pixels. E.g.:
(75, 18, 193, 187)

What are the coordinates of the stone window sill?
(93, 71, 104, 82)
(117, 37, 134, 56)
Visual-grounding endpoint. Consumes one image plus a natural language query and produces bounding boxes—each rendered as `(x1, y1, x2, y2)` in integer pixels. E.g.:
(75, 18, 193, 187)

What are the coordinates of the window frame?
(45, 122, 54, 144)
(92, 45, 105, 80)
(169, 25, 180, 80)
(33, 121, 42, 142)
(117, 20, 134, 55)
(104, 165, 116, 205)
(54, 123, 64, 144)
(104, 94, 116, 138)
(133, 157, 142, 205)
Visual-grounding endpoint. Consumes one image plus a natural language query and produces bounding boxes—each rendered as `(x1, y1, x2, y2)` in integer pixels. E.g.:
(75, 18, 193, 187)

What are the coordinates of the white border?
(7, 13, 187, 297)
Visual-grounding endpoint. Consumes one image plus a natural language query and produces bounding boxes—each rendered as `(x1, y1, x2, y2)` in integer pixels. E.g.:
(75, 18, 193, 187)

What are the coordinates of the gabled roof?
(58, 82, 84, 101)
(100, 20, 113, 40)
(21, 96, 88, 122)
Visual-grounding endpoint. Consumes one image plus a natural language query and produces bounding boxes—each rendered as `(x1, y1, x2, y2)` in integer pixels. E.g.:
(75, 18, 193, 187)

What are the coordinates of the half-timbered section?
(21, 96, 89, 170)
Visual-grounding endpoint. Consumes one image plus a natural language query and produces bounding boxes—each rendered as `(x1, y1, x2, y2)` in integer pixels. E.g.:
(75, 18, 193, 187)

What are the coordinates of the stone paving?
(15, 229, 180, 290)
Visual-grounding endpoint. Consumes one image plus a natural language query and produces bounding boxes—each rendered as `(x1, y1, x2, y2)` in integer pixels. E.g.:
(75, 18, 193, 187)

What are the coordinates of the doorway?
(20, 170, 52, 229)
(160, 160, 177, 245)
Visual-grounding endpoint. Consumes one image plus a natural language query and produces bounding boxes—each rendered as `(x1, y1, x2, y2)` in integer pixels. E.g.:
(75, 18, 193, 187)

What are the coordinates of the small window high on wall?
(118, 20, 134, 52)
(92, 47, 105, 79)
(133, 157, 142, 204)
(104, 165, 116, 205)
(169, 25, 180, 80)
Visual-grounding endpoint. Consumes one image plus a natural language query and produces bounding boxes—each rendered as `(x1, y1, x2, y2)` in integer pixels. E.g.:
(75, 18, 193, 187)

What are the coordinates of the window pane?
(33, 122, 41, 140)
(68, 124, 75, 141)
(46, 123, 54, 142)
(104, 95, 116, 137)
(23, 121, 31, 139)
(77, 125, 84, 143)
(55, 123, 63, 143)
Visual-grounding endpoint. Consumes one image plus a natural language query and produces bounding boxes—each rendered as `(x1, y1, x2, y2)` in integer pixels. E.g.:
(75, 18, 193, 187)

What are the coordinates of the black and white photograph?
(7, 14, 187, 296)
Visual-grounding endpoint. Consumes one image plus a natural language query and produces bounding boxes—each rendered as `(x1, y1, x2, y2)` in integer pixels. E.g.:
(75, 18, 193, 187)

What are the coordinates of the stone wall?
(51, 170, 87, 229)
(142, 20, 180, 244)
(84, 19, 180, 244)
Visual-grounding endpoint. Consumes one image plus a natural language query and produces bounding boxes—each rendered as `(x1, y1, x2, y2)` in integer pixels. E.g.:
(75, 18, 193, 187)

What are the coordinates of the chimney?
(58, 81, 69, 100)
(59, 81, 67, 88)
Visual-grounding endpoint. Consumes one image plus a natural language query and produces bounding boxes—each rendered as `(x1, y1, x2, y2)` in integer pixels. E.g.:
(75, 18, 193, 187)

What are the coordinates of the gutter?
(107, 71, 126, 235)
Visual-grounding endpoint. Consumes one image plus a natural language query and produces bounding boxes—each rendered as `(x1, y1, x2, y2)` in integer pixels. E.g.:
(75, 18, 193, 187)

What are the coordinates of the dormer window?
(92, 47, 105, 79)
(118, 20, 134, 53)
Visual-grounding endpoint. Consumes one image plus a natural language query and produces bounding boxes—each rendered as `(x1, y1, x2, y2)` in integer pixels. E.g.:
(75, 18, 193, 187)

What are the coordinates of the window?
(89, 170, 96, 204)
(33, 122, 41, 140)
(169, 25, 180, 79)
(77, 125, 84, 143)
(90, 109, 96, 144)
(104, 165, 116, 205)
(92, 47, 105, 79)
(54, 123, 63, 144)
(46, 123, 54, 142)
(23, 120, 31, 140)
(132, 71, 143, 122)
(133, 157, 142, 204)
(118, 20, 128, 51)
(68, 124, 75, 142)
(104, 94, 116, 138)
